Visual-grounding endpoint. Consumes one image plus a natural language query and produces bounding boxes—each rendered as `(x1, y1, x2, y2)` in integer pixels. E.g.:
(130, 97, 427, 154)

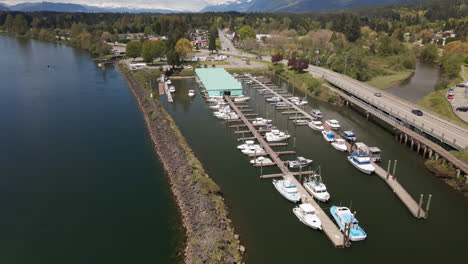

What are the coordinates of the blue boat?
(341, 131, 356, 142)
(330, 206, 367, 241)
(321, 130, 335, 142)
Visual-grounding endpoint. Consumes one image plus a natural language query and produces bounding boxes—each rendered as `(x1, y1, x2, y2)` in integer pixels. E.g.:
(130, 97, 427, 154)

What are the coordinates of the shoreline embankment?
(117, 63, 243, 264)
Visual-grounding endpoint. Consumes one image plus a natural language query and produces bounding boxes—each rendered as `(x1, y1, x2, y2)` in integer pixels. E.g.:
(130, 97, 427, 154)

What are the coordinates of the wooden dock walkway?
(164, 82, 173, 103)
(225, 96, 345, 248)
(158, 82, 165, 95)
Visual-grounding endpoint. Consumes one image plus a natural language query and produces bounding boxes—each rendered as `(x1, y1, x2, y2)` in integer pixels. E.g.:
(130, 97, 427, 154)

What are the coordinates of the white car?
(186, 65, 193, 69)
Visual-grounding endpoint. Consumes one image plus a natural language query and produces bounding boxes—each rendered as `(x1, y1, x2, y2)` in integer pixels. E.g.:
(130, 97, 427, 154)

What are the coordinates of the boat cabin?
(354, 142, 381, 162)
(350, 153, 371, 164)
(299, 203, 316, 214)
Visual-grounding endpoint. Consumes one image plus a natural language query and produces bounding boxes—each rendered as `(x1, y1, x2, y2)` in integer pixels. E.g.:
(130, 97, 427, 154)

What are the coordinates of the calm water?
(0, 36, 183, 264)
(163, 76, 467, 263)
(387, 61, 440, 103)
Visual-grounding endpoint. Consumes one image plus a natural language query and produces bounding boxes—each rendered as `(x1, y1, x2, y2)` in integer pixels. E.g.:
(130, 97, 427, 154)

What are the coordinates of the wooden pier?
(225, 96, 345, 248)
(164, 82, 173, 103)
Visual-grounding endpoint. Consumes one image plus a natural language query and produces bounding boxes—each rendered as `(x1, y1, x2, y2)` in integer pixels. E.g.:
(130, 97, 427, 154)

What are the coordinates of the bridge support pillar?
(435, 153, 439, 160)
(456, 169, 460, 177)
(423, 146, 427, 158)
(416, 142, 420, 154)
(404, 134, 408, 144)
(411, 139, 414, 150)
(428, 149, 433, 159)
(399, 133, 403, 143)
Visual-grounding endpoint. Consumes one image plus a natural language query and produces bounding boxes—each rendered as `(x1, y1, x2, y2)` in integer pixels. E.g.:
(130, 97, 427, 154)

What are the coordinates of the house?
(191, 40, 209, 48)
(232, 33, 240, 45)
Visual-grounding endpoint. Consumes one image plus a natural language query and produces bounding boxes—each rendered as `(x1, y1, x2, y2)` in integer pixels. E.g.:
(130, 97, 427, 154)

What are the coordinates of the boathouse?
(195, 68, 243, 96)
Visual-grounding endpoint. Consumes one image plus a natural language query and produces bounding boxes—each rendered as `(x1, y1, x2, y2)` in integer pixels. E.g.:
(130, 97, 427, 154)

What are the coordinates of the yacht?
(289, 97, 300, 102)
(293, 203, 322, 230)
(188, 90, 195, 97)
(308, 120, 324, 131)
(309, 109, 323, 119)
(354, 142, 381, 162)
(250, 156, 273, 165)
(347, 153, 375, 174)
(252, 118, 272, 126)
(209, 102, 226, 110)
(321, 130, 336, 142)
(166, 79, 172, 85)
(294, 99, 308, 106)
(293, 119, 309, 125)
(331, 139, 348, 152)
(275, 102, 288, 108)
(246, 80, 254, 85)
(216, 112, 239, 120)
(288, 157, 313, 169)
(341, 131, 356, 142)
(325, 119, 340, 130)
(169, 85, 176, 93)
(234, 95, 250, 102)
(330, 206, 367, 241)
(303, 173, 330, 202)
(265, 130, 290, 142)
(241, 145, 265, 155)
(266, 96, 281, 103)
(272, 179, 301, 203)
(237, 140, 255, 150)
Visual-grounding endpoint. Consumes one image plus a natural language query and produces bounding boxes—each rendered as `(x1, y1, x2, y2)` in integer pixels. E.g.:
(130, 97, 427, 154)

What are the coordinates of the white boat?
(289, 157, 313, 169)
(331, 139, 348, 152)
(216, 112, 239, 120)
(330, 206, 367, 241)
(275, 102, 288, 108)
(321, 130, 336, 142)
(293, 203, 322, 230)
(308, 120, 324, 131)
(169, 85, 176, 93)
(266, 96, 281, 103)
(272, 179, 301, 203)
(166, 80, 172, 85)
(310, 109, 323, 119)
(188, 90, 195, 97)
(294, 99, 308, 106)
(237, 140, 255, 150)
(293, 119, 309, 125)
(354, 142, 381, 162)
(250, 156, 273, 165)
(341, 131, 357, 142)
(234, 95, 250, 102)
(347, 153, 375, 174)
(209, 102, 226, 110)
(325, 119, 340, 130)
(303, 173, 330, 202)
(241, 145, 265, 155)
(289, 97, 300, 102)
(265, 129, 290, 142)
(252, 118, 272, 126)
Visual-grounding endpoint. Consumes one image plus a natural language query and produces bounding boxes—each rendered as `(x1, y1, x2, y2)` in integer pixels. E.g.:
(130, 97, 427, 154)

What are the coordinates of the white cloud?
(1, 0, 232, 11)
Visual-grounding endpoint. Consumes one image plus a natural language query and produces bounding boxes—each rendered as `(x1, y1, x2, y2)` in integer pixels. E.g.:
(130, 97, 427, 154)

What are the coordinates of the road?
(218, 29, 272, 62)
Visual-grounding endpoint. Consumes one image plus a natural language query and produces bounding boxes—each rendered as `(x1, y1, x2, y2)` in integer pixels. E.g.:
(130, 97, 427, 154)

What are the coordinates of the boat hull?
(347, 157, 375, 174)
(331, 143, 348, 152)
(303, 183, 330, 202)
(293, 208, 322, 230)
(330, 206, 367, 241)
(272, 180, 301, 203)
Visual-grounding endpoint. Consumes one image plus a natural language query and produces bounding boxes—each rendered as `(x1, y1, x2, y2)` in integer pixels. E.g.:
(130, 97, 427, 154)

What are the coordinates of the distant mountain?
(1, 2, 175, 13)
(201, 0, 431, 12)
(0, 3, 8, 11)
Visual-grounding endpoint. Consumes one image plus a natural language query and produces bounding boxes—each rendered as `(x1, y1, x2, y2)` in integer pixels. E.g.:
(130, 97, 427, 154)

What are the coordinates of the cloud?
(1, 0, 231, 11)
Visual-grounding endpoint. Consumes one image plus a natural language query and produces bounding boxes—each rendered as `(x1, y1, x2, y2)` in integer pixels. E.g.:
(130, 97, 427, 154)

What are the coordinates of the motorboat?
(169, 85, 176, 93)
(308, 120, 324, 131)
(207, 96, 223, 103)
(289, 157, 313, 169)
(166, 79, 172, 85)
(289, 97, 300, 102)
(321, 130, 335, 142)
(241, 145, 265, 155)
(347, 152, 375, 174)
(275, 102, 288, 108)
(258, 89, 270, 95)
(341, 131, 356, 142)
(246, 80, 254, 85)
(303, 173, 330, 202)
(234, 95, 250, 102)
(188, 90, 195, 97)
(331, 139, 348, 152)
(330, 206, 367, 241)
(325, 119, 340, 130)
(293, 119, 309, 125)
(252, 118, 272, 126)
(265, 130, 290, 142)
(294, 99, 308, 106)
(309, 109, 323, 119)
(293, 203, 322, 230)
(216, 112, 239, 120)
(353, 142, 381, 162)
(266, 96, 281, 103)
(209, 102, 227, 110)
(272, 179, 301, 203)
(237, 140, 255, 150)
(250, 156, 273, 165)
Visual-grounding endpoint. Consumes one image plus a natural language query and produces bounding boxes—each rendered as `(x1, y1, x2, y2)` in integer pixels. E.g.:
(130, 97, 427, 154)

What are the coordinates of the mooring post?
(242, 131, 245, 142)
(260, 161, 263, 176)
(425, 194, 432, 219)
(417, 194, 424, 218)
(293, 137, 296, 149)
(392, 160, 397, 180)
(299, 165, 302, 183)
(386, 160, 391, 180)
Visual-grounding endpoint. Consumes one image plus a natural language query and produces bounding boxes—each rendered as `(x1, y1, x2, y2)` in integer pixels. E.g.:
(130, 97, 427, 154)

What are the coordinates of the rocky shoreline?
(117, 63, 243, 264)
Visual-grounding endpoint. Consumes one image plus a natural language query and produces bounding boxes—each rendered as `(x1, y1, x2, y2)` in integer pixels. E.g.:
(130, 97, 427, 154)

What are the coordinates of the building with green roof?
(195, 68, 243, 96)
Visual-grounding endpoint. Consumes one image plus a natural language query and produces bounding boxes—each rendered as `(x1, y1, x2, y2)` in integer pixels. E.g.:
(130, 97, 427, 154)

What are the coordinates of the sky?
(1, 0, 232, 11)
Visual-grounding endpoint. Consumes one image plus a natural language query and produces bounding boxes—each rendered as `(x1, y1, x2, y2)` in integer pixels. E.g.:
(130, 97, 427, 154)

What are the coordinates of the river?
(0, 36, 183, 264)
(162, 75, 467, 263)
(387, 61, 440, 103)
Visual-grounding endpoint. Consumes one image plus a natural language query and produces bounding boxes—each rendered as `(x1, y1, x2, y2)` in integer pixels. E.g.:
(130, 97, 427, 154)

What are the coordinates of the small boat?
(252, 118, 272, 126)
(275, 102, 288, 108)
(265, 129, 290, 142)
(325, 119, 340, 130)
(309, 109, 323, 119)
(293, 203, 322, 230)
(241, 145, 265, 155)
(209, 102, 226, 110)
(321, 130, 335, 142)
(330, 206, 367, 241)
(234, 95, 250, 102)
(166, 80, 172, 85)
(331, 139, 348, 152)
(250, 156, 273, 165)
(258, 89, 270, 95)
(237, 140, 255, 150)
(169, 85, 176, 93)
(347, 152, 375, 174)
(272, 179, 301, 203)
(215, 112, 239, 120)
(266, 96, 281, 103)
(294, 99, 308, 106)
(188, 90, 195, 97)
(293, 119, 309, 125)
(341, 131, 356, 142)
(289, 157, 313, 169)
(308, 120, 324, 131)
(246, 80, 254, 85)
(289, 97, 300, 102)
(303, 172, 330, 202)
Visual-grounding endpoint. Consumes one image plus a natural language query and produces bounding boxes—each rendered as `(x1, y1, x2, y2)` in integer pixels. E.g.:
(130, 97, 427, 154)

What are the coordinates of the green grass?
(196, 61, 230, 66)
(450, 150, 468, 163)
(418, 89, 468, 128)
(464, 66, 468, 81)
(366, 70, 414, 89)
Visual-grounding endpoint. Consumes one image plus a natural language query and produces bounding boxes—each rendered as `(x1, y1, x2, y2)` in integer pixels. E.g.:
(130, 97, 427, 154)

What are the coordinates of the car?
(411, 109, 423, 116)
(456, 83, 466, 87)
(186, 65, 193, 69)
(447, 94, 454, 100)
(374, 92, 382, 97)
(241, 58, 248, 61)
(456, 107, 468, 112)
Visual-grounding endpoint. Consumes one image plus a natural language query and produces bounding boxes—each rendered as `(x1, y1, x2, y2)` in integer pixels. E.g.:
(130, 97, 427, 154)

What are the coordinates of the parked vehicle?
(456, 107, 468, 112)
(374, 92, 382, 97)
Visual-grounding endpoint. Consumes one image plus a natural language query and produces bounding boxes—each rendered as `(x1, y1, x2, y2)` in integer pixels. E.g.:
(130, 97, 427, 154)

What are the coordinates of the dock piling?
(417, 194, 424, 218)
(386, 160, 391, 180)
(425, 194, 432, 218)
(392, 160, 398, 180)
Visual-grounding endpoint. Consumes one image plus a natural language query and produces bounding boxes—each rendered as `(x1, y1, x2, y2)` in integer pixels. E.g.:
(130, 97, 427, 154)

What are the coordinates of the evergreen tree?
(126, 41, 142, 61)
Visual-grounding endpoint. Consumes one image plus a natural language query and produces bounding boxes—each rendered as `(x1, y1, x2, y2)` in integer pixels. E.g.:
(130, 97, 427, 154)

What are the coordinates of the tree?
(175, 38, 192, 62)
(144, 26, 153, 36)
(142, 40, 156, 63)
(464, 56, 468, 66)
(208, 33, 216, 53)
(288, 57, 308, 72)
(271, 53, 283, 64)
(3, 14, 13, 32)
(239, 25, 256, 40)
(13, 14, 28, 35)
(421, 44, 438, 61)
(167, 49, 180, 67)
(126, 41, 142, 61)
(377, 35, 393, 56)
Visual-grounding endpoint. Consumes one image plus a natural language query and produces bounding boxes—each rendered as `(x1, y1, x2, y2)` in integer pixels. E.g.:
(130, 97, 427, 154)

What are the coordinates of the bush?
(274, 64, 284, 74)
(421, 44, 438, 61)
(402, 56, 416, 69)
(307, 78, 321, 92)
